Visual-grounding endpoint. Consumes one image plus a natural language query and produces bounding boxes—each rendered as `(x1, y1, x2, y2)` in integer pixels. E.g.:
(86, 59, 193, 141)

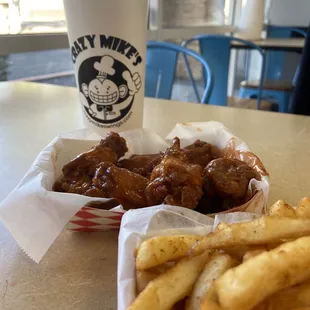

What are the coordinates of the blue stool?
(239, 80, 293, 113)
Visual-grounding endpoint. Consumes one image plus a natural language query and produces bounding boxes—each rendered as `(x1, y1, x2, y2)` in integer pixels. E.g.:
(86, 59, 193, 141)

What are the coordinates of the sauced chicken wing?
(61, 145, 117, 178)
(145, 138, 203, 209)
(98, 131, 128, 159)
(182, 140, 215, 167)
(117, 154, 162, 178)
(53, 132, 128, 194)
(203, 158, 260, 200)
(92, 162, 149, 210)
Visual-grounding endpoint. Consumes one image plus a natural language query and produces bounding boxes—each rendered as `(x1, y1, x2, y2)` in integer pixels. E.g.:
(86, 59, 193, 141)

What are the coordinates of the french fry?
(136, 235, 203, 271)
(136, 263, 175, 293)
(267, 200, 296, 218)
(243, 245, 267, 262)
(200, 295, 223, 310)
(296, 197, 310, 219)
(251, 303, 267, 310)
(254, 279, 310, 310)
(136, 270, 159, 294)
(215, 222, 229, 231)
(222, 245, 248, 261)
(191, 217, 310, 256)
(128, 249, 214, 310)
(186, 252, 237, 310)
(266, 242, 284, 250)
(215, 236, 310, 310)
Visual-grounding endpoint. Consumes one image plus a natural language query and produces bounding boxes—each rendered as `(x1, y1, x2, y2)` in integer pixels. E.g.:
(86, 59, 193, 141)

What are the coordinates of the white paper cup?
(63, 0, 148, 135)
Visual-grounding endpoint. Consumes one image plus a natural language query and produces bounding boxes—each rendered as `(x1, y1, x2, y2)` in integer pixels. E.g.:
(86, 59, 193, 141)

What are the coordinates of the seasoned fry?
(186, 252, 237, 310)
(267, 200, 296, 218)
(191, 217, 310, 256)
(136, 270, 160, 294)
(128, 249, 213, 310)
(296, 197, 310, 219)
(215, 222, 229, 231)
(215, 236, 310, 310)
(222, 245, 247, 261)
(266, 242, 284, 251)
(136, 262, 176, 293)
(243, 245, 267, 262)
(136, 235, 203, 270)
(254, 279, 310, 310)
(200, 297, 223, 310)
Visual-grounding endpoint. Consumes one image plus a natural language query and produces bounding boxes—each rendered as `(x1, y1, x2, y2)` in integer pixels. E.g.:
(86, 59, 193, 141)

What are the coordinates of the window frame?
(0, 26, 235, 56)
(0, 0, 236, 55)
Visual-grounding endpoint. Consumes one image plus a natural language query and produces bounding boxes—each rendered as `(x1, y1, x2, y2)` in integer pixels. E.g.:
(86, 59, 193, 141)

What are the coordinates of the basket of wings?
(0, 122, 269, 233)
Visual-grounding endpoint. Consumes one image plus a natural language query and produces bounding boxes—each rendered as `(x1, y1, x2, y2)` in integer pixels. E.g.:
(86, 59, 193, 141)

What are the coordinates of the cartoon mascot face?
(81, 55, 128, 106)
(79, 54, 142, 123)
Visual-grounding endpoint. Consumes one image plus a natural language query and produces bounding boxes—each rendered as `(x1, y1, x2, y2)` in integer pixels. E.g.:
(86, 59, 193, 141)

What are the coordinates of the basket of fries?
(119, 197, 310, 310)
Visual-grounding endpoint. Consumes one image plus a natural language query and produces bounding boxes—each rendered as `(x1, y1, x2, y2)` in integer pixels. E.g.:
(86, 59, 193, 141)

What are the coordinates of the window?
(0, 0, 65, 34)
(0, 49, 74, 85)
(0, 0, 235, 103)
(150, 0, 230, 29)
(0, 0, 234, 53)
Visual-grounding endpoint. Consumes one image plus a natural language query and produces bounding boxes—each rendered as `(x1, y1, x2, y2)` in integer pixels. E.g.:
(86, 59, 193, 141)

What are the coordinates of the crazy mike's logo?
(71, 35, 142, 125)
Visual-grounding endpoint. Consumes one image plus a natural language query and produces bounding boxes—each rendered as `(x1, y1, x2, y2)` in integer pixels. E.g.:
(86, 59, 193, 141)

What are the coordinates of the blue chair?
(265, 26, 307, 81)
(182, 35, 265, 110)
(145, 41, 213, 104)
(239, 27, 307, 113)
(239, 80, 293, 113)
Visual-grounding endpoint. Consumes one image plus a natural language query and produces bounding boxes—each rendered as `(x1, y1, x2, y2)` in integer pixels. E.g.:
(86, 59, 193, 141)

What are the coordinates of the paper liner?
(117, 205, 259, 310)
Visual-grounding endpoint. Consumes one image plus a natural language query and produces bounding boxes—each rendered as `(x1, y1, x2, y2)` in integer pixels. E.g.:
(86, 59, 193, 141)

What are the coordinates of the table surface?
(232, 38, 305, 51)
(1, 82, 310, 309)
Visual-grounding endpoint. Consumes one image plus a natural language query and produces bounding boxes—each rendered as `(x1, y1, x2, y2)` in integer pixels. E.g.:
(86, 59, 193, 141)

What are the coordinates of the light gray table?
(1, 81, 310, 309)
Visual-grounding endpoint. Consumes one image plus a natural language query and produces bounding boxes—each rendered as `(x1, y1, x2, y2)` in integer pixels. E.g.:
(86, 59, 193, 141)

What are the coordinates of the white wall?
(268, 0, 310, 27)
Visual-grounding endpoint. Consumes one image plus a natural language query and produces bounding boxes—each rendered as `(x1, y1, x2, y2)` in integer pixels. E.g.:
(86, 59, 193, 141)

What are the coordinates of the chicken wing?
(203, 158, 260, 200)
(53, 132, 128, 195)
(92, 162, 149, 210)
(98, 131, 128, 159)
(182, 140, 215, 167)
(195, 158, 260, 213)
(117, 154, 162, 178)
(145, 138, 203, 209)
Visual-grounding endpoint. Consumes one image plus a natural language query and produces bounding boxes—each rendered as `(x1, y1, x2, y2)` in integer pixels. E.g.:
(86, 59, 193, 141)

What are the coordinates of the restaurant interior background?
(0, 0, 308, 102)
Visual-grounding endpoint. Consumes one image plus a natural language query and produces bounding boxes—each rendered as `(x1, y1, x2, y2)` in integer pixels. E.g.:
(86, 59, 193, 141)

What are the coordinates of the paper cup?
(63, 0, 148, 135)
